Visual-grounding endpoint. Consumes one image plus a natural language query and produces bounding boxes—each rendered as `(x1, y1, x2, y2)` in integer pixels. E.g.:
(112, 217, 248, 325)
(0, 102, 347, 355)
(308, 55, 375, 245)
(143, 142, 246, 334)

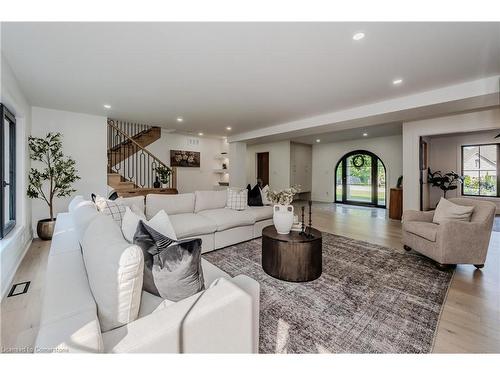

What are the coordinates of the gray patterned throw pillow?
(133, 221, 205, 301)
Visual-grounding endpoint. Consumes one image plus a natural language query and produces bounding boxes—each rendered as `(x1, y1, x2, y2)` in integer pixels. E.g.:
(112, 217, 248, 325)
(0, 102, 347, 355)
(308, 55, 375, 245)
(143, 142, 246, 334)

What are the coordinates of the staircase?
(107, 119, 177, 197)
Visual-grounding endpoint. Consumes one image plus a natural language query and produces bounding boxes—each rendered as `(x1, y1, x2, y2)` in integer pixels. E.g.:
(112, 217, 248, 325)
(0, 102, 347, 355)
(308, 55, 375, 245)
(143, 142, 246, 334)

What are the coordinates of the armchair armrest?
(402, 210, 434, 223)
(102, 277, 254, 353)
(438, 221, 492, 264)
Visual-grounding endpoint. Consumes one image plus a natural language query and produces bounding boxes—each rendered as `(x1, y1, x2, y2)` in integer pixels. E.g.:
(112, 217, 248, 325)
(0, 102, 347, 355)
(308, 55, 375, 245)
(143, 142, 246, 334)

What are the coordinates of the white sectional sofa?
(146, 190, 274, 252)
(35, 190, 265, 353)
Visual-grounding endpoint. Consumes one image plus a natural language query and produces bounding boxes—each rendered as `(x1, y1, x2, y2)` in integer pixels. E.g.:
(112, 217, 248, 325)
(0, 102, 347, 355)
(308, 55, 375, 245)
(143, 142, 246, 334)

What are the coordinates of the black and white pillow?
(133, 221, 205, 302)
(247, 184, 263, 206)
(226, 188, 248, 210)
(93, 194, 127, 226)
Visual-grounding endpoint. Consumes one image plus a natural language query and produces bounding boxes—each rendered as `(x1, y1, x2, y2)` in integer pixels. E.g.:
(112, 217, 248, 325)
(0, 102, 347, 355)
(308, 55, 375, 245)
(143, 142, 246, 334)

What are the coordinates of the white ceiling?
(291, 122, 402, 145)
(2, 22, 500, 138)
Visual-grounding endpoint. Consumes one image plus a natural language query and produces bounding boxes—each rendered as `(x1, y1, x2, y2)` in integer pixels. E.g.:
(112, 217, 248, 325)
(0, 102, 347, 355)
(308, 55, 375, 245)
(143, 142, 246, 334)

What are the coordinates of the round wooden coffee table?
(261, 225, 322, 282)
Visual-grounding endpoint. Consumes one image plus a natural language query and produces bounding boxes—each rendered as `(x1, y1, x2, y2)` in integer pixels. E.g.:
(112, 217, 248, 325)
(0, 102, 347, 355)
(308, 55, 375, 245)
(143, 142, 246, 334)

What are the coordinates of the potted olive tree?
(27, 133, 80, 240)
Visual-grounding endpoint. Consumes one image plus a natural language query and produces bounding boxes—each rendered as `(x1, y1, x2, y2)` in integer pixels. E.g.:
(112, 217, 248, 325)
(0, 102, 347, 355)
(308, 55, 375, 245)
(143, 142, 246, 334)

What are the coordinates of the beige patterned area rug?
(203, 232, 453, 353)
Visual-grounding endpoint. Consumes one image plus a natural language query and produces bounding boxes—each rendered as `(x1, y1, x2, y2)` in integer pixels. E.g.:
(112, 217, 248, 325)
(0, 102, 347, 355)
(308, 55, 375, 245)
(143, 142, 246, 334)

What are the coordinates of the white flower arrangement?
(266, 186, 300, 206)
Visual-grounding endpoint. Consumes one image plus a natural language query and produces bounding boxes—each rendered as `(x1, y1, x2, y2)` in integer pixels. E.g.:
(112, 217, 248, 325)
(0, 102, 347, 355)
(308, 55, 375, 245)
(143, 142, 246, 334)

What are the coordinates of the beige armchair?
(402, 198, 496, 269)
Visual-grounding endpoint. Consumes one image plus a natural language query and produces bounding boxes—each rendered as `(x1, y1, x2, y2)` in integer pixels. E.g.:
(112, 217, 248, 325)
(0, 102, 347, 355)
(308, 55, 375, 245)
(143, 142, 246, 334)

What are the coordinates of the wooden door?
(257, 152, 270, 187)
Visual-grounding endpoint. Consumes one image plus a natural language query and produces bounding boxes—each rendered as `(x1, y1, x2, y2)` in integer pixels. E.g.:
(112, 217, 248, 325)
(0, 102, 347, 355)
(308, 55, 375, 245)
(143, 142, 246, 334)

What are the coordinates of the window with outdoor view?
(462, 144, 499, 197)
(1, 103, 17, 239)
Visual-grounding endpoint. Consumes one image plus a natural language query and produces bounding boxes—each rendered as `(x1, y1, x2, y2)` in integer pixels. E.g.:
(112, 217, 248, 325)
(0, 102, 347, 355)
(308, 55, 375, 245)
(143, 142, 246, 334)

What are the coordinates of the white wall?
(229, 141, 247, 188)
(311, 135, 403, 205)
(403, 108, 500, 211)
(31, 107, 107, 233)
(428, 129, 500, 212)
(246, 140, 291, 190)
(146, 130, 226, 193)
(290, 142, 312, 192)
(0, 54, 32, 299)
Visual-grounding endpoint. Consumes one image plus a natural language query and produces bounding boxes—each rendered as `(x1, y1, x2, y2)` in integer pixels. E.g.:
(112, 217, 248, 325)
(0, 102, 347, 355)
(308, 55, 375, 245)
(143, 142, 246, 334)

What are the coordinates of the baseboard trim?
(1, 236, 33, 301)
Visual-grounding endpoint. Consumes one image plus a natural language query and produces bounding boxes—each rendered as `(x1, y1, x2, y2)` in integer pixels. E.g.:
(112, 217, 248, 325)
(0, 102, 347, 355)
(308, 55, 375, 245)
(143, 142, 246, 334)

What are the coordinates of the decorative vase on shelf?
(153, 176, 161, 188)
(273, 204, 294, 235)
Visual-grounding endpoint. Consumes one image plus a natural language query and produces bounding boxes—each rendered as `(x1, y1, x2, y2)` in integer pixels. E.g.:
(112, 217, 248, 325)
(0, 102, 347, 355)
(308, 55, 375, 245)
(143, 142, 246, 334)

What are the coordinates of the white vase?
(273, 204, 294, 234)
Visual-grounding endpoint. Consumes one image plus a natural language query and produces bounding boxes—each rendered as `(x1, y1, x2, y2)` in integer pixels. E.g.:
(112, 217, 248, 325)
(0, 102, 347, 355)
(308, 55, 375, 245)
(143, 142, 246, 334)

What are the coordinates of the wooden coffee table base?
(262, 225, 322, 282)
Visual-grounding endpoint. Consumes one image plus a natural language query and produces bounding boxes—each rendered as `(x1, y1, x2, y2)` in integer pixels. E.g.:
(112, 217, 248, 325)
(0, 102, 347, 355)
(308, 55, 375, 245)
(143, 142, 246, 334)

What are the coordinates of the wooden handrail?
(107, 118, 176, 189)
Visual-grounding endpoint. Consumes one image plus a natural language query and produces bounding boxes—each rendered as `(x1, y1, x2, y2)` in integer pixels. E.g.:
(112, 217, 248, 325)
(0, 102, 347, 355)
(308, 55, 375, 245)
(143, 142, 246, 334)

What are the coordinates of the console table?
(261, 225, 322, 282)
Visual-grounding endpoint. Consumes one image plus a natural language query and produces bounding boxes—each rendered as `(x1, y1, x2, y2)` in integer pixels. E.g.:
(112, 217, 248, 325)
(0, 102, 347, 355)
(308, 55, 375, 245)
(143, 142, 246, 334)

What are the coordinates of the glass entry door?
(335, 151, 386, 208)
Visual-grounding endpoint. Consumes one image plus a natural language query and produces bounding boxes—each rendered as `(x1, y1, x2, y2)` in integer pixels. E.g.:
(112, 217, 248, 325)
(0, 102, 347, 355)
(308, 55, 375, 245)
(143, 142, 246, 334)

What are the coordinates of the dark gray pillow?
(133, 221, 205, 301)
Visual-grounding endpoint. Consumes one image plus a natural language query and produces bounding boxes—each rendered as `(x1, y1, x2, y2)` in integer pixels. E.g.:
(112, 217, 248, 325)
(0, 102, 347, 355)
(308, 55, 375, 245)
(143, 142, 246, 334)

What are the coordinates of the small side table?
(261, 225, 322, 282)
(389, 188, 403, 220)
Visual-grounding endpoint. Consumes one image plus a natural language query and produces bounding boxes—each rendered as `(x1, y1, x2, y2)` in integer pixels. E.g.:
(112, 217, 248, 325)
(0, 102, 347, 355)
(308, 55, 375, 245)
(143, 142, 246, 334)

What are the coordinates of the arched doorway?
(335, 150, 386, 208)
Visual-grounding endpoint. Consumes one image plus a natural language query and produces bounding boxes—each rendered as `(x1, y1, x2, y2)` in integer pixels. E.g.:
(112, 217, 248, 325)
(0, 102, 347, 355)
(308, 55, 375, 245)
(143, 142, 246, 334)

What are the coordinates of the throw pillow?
(433, 197, 474, 224)
(81, 214, 144, 332)
(94, 194, 127, 226)
(226, 188, 248, 210)
(121, 207, 177, 243)
(247, 184, 263, 206)
(116, 195, 146, 216)
(260, 185, 272, 205)
(133, 221, 205, 301)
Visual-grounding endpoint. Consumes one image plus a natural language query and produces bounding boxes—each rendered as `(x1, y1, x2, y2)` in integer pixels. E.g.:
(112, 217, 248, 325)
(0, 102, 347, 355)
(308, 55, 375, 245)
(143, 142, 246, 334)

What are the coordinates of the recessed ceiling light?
(352, 32, 365, 41)
(392, 78, 403, 85)
(198, 132, 204, 136)
(226, 126, 232, 131)
(103, 104, 111, 109)
(363, 133, 368, 137)
(316, 139, 321, 143)
(176, 117, 184, 122)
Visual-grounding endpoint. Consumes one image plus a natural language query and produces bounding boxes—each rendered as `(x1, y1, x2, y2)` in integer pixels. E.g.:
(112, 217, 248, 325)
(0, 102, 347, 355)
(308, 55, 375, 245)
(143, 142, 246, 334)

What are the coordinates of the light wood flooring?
(1, 202, 499, 353)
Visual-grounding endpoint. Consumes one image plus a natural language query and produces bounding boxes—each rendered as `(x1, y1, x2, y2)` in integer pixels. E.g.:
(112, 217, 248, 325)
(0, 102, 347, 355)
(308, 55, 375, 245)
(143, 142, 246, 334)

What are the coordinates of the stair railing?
(107, 118, 176, 190)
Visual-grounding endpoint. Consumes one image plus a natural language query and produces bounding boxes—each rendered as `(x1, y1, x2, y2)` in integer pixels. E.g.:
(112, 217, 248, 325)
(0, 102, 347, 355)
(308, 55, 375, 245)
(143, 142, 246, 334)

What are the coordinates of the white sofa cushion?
(116, 196, 145, 216)
(71, 199, 99, 243)
(68, 195, 84, 213)
(246, 206, 273, 221)
(194, 190, 227, 213)
(169, 213, 217, 238)
(146, 193, 195, 218)
(198, 208, 255, 231)
(121, 207, 177, 243)
(433, 197, 474, 224)
(81, 214, 144, 332)
(201, 258, 230, 285)
(137, 259, 228, 318)
(36, 216, 103, 353)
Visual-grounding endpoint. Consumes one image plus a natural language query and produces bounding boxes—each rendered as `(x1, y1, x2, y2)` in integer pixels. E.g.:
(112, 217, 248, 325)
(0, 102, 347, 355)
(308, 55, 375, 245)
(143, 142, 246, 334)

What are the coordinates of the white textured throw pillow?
(94, 195, 127, 226)
(433, 198, 474, 224)
(226, 188, 248, 210)
(121, 207, 177, 243)
(116, 196, 145, 216)
(81, 214, 144, 332)
(260, 185, 272, 206)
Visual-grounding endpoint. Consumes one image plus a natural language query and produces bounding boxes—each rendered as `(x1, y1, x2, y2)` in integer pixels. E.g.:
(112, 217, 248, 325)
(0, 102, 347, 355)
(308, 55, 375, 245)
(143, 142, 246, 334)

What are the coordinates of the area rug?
(203, 233, 454, 353)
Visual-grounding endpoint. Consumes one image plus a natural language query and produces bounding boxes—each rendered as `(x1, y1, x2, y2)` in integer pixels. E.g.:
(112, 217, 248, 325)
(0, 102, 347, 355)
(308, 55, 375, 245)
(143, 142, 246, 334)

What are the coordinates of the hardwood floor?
(1, 202, 499, 353)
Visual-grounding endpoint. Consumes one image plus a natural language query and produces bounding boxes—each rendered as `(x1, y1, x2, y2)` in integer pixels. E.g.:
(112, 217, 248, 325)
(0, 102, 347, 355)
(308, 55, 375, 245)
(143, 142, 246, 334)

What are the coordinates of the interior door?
(257, 152, 269, 186)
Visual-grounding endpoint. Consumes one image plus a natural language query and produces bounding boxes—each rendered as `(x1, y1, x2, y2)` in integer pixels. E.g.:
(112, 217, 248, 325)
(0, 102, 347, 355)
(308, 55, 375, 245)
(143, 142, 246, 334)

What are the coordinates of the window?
(1, 104, 16, 239)
(462, 144, 499, 197)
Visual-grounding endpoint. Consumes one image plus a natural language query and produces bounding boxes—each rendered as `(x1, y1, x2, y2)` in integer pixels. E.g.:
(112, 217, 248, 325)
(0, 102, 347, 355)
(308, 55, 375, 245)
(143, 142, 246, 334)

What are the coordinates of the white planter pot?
(273, 204, 294, 235)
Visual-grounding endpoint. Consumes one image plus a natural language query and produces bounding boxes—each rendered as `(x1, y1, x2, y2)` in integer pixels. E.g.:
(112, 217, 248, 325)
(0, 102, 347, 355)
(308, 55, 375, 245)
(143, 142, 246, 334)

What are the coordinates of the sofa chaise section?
(35, 202, 260, 353)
